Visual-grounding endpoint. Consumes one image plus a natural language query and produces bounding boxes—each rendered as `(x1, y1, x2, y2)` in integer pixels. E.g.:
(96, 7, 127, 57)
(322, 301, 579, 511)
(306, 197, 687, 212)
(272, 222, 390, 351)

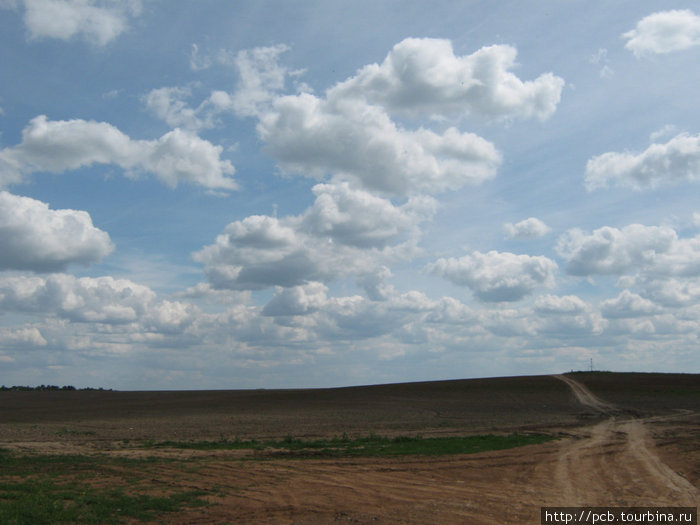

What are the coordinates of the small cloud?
(102, 89, 122, 100)
(623, 9, 700, 58)
(189, 43, 213, 71)
(22, 0, 143, 46)
(427, 250, 557, 302)
(588, 48, 614, 78)
(585, 132, 700, 191)
(599, 65, 614, 78)
(504, 217, 551, 239)
(588, 48, 608, 64)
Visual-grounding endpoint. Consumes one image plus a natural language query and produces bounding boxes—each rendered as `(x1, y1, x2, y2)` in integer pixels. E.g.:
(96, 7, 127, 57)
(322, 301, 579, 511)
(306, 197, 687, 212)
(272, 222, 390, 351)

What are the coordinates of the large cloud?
(301, 181, 436, 248)
(585, 132, 700, 190)
(330, 38, 565, 121)
(0, 273, 198, 333)
(556, 224, 700, 277)
(0, 191, 113, 271)
(194, 181, 433, 291)
(0, 274, 156, 323)
(258, 95, 501, 196)
(600, 290, 661, 319)
(228, 38, 564, 196)
(623, 9, 700, 58)
(21, 0, 142, 46)
(427, 250, 557, 302)
(0, 115, 237, 190)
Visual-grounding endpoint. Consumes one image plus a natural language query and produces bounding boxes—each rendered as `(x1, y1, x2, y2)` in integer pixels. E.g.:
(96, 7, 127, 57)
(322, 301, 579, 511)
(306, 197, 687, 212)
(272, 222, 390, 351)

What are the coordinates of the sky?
(0, 1, 699, 390)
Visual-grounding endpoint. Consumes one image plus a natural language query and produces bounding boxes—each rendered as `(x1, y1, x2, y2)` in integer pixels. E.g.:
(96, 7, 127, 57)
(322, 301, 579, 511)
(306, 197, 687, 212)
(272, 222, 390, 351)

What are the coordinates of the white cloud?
(557, 224, 675, 276)
(534, 294, 588, 315)
(230, 38, 565, 196)
(503, 217, 550, 239)
(0, 325, 47, 348)
(0, 190, 113, 271)
(142, 87, 239, 131)
(142, 87, 207, 131)
(649, 124, 678, 142)
(584, 132, 700, 191)
(620, 276, 700, 307)
(231, 44, 293, 118)
(189, 43, 212, 71)
(331, 38, 565, 121)
(0, 115, 237, 190)
(262, 282, 329, 316)
(623, 9, 700, 58)
(557, 223, 700, 278)
(195, 181, 432, 291)
(0, 273, 200, 335)
(600, 290, 661, 318)
(22, 0, 142, 46)
(529, 295, 607, 336)
(0, 274, 156, 323)
(259, 95, 501, 196)
(301, 181, 436, 248)
(427, 250, 557, 302)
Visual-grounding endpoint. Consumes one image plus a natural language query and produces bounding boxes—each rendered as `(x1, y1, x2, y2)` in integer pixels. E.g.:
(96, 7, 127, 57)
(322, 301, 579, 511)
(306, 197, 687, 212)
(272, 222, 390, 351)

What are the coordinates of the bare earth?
(0, 373, 697, 523)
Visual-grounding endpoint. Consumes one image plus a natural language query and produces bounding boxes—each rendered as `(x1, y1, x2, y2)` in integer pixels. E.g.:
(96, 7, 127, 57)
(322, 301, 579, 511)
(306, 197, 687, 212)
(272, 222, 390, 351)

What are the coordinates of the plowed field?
(1, 373, 697, 523)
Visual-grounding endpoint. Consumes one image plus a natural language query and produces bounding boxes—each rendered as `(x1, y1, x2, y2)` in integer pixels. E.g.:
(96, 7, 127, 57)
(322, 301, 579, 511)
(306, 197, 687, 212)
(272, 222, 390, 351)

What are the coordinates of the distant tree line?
(0, 385, 110, 391)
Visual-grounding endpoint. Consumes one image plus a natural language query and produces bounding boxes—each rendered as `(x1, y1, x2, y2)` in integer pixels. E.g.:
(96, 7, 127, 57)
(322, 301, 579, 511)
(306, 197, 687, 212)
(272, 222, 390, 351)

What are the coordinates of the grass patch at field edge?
(143, 432, 556, 458)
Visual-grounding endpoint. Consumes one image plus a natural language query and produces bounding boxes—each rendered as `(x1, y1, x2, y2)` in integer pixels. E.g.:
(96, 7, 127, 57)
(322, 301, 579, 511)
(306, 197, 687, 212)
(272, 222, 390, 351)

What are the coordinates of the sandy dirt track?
(0, 373, 697, 523)
(552, 375, 698, 508)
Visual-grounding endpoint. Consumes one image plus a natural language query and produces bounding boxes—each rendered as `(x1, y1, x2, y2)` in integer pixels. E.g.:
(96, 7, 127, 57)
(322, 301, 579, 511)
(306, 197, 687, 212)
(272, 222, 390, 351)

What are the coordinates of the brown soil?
(0, 373, 697, 524)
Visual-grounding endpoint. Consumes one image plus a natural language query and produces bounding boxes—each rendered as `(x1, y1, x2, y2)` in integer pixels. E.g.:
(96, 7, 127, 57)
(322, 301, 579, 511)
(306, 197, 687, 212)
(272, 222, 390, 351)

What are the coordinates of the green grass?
(145, 432, 555, 458)
(0, 450, 208, 524)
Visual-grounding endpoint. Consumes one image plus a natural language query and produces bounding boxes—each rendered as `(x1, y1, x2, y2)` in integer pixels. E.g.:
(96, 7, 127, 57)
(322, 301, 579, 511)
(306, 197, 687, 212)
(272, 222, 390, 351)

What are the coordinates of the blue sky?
(1, 1, 699, 389)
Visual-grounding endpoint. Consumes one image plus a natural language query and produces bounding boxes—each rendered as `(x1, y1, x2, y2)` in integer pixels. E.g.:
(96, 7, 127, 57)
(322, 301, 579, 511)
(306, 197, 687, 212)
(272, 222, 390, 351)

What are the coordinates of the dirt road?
(552, 374, 698, 508)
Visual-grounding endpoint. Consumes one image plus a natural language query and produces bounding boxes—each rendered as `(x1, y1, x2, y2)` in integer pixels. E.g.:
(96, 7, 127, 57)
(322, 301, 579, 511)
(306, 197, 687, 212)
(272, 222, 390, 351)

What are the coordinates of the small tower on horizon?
(590, 358, 594, 372)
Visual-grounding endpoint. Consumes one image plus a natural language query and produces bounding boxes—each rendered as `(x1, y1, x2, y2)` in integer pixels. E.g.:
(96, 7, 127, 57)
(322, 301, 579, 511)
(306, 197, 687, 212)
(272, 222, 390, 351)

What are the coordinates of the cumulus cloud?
(22, 0, 142, 46)
(0, 273, 199, 334)
(557, 223, 700, 278)
(623, 9, 700, 58)
(195, 181, 432, 291)
(503, 217, 550, 239)
(258, 95, 501, 196)
(529, 295, 607, 336)
(0, 191, 113, 271)
(620, 276, 700, 307)
(262, 282, 329, 316)
(534, 294, 588, 315)
(301, 181, 436, 248)
(330, 38, 565, 121)
(427, 250, 557, 302)
(142, 86, 209, 131)
(142, 86, 239, 131)
(0, 325, 47, 348)
(0, 115, 237, 190)
(585, 132, 700, 191)
(600, 290, 661, 318)
(0, 274, 156, 323)
(226, 38, 564, 196)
